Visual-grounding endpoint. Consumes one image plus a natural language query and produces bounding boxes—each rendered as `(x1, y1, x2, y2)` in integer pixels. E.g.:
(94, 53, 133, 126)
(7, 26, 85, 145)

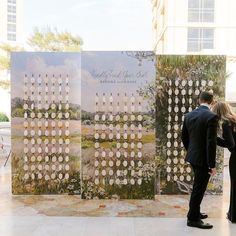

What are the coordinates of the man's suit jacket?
(181, 105, 218, 168)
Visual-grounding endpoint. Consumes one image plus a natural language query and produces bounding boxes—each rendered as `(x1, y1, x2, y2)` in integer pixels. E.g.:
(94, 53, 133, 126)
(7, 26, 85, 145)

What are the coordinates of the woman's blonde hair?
(212, 101, 236, 130)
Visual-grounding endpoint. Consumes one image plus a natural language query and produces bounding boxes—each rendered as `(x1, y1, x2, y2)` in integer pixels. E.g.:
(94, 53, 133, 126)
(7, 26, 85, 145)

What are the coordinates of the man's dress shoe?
(187, 220, 213, 229)
(200, 213, 208, 219)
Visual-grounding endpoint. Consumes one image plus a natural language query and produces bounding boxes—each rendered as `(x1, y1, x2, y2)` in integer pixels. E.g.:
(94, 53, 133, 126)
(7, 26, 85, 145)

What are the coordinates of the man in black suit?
(181, 91, 218, 229)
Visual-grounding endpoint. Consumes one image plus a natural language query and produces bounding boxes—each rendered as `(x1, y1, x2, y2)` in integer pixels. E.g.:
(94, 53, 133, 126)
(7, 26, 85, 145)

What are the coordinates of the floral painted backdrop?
(154, 55, 226, 194)
(11, 53, 226, 197)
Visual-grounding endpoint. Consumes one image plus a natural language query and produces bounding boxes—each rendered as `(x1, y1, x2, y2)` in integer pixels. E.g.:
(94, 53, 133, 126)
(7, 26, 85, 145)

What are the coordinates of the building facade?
(152, 0, 236, 102)
(0, 0, 23, 44)
(0, 0, 23, 117)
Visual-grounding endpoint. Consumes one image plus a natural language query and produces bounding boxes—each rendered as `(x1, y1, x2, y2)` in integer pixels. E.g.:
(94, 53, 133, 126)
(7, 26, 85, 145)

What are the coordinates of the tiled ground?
(0, 151, 235, 235)
(0, 162, 228, 218)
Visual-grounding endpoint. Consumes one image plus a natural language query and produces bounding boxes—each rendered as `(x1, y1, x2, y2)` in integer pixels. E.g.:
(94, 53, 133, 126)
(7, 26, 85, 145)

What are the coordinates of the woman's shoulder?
(222, 120, 232, 127)
(222, 119, 231, 124)
(222, 119, 235, 128)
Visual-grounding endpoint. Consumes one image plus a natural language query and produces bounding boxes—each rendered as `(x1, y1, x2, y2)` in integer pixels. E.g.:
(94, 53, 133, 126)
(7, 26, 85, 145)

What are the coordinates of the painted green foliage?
(139, 55, 226, 194)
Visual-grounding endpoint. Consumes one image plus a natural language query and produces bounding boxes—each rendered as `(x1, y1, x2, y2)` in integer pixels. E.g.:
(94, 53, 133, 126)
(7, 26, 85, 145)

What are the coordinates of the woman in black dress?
(212, 101, 236, 223)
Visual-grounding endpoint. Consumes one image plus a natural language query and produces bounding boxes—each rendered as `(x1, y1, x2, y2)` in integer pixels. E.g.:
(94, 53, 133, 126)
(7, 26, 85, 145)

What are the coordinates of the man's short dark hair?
(199, 91, 214, 104)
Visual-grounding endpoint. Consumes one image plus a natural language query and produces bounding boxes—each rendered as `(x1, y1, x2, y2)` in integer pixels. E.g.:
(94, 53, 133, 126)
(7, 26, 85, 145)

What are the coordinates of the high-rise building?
(0, 0, 23, 44)
(0, 0, 23, 117)
(152, 0, 236, 102)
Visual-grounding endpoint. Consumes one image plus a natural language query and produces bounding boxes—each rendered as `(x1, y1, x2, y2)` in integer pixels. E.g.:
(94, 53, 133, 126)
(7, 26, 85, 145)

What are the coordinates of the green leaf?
(28, 27, 83, 52)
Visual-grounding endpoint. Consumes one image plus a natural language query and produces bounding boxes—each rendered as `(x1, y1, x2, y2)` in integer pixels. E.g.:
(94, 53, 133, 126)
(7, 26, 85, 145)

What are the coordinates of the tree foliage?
(28, 27, 83, 52)
(0, 27, 83, 90)
(0, 43, 24, 70)
(0, 79, 10, 89)
(0, 44, 23, 90)
(0, 112, 9, 122)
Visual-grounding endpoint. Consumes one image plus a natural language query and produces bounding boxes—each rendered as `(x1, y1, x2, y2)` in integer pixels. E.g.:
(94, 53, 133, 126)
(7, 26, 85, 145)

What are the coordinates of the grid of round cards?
(22, 74, 70, 181)
(166, 79, 214, 182)
(93, 92, 144, 186)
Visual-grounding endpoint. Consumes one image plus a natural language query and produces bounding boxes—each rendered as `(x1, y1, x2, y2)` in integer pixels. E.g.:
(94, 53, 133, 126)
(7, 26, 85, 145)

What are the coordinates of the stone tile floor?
(0, 152, 236, 235)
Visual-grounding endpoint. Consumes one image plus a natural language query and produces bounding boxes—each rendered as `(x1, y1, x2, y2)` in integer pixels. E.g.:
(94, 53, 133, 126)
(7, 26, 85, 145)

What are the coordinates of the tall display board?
(11, 52, 81, 194)
(81, 52, 156, 199)
(155, 55, 226, 194)
(11, 53, 226, 197)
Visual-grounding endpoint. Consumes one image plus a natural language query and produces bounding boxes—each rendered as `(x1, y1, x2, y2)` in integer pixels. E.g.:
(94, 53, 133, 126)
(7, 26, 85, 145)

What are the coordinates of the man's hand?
(208, 168, 216, 176)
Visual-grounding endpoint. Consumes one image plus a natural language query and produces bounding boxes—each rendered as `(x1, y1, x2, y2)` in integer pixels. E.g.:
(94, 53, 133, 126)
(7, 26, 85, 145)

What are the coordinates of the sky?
(24, 0, 153, 50)
(11, 52, 81, 104)
(81, 51, 155, 112)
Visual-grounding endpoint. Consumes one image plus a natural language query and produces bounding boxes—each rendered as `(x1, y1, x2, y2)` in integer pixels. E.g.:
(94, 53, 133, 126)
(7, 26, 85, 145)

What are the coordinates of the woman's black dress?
(217, 121, 236, 223)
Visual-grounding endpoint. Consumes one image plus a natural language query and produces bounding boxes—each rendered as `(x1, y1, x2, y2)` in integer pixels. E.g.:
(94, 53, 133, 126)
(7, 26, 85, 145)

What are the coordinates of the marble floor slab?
(0, 157, 230, 218)
(0, 216, 235, 236)
(0, 150, 235, 235)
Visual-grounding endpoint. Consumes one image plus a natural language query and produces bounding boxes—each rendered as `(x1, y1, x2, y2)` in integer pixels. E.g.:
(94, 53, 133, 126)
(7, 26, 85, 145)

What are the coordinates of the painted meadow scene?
(11, 52, 81, 195)
(81, 51, 156, 199)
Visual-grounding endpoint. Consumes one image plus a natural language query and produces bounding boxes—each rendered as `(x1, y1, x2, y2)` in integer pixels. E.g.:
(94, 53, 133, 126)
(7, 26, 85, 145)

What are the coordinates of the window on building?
(8, 0, 16, 4)
(7, 5, 16, 13)
(7, 23, 16, 32)
(7, 14, 16, 23)
(7, 33, 16, 41)
(188, 0, 215, 22)
(187, 28, 214, 52)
